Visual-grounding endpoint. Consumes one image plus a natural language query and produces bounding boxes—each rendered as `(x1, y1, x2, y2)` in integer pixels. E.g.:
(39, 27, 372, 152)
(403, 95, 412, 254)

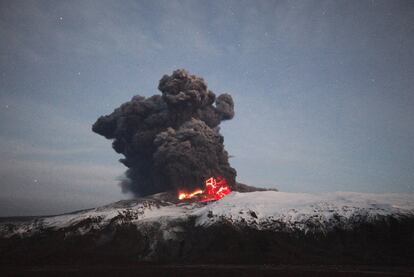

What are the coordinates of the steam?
(92, 69, 236, 196)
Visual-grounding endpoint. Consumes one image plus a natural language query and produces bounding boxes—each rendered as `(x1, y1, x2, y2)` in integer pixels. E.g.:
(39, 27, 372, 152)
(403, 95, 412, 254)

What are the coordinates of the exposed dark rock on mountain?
(1, 191, 413, 266)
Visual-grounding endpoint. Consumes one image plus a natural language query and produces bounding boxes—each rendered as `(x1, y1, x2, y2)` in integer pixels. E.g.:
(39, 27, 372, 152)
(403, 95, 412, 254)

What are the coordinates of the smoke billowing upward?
(92, 69, 237, 196)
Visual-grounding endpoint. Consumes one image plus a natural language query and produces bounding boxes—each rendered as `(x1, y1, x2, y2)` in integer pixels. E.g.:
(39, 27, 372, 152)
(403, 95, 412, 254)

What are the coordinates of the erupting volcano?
(178, 177, 232, 202)
(92, 69, 237, 196)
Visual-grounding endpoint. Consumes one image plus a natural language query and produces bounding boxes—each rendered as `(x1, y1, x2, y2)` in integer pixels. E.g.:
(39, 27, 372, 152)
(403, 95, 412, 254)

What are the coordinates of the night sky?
(1, 0, 413, 216)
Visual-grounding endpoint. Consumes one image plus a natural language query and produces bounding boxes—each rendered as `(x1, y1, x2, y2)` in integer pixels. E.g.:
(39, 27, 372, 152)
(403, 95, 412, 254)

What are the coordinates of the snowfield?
(195, 191, 414, 232)
(1, 191, 413, 238)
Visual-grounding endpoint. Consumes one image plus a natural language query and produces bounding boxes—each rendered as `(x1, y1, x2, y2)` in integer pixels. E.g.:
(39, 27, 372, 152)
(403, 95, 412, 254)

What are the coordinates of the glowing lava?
(178, 177, 232, 202)
(178, 189, 203, 200)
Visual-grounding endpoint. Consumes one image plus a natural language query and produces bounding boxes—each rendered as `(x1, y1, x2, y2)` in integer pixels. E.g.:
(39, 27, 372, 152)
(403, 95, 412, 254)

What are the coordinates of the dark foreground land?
(2, 193, 414, 276)
(2, 219, 414, 266)
(1, 219, 414, 276)
(1, 264, 414, 277)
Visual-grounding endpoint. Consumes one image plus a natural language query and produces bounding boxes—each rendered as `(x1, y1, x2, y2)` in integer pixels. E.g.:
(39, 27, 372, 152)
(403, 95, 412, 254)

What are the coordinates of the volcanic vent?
(178, 176, 232, 202)
(92, 69, 237, 198)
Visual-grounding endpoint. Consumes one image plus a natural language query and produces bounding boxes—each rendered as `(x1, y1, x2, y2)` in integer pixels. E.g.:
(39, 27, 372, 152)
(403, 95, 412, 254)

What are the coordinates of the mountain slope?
(1, 191, 414, 265)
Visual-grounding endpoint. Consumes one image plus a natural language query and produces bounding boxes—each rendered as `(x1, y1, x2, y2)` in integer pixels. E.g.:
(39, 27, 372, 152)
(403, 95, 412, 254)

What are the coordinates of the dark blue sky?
(1, 0, 413, 216)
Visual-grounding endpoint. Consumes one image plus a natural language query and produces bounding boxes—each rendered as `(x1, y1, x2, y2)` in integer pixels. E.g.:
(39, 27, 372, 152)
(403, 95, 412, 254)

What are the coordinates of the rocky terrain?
(1, 191, 414, 267)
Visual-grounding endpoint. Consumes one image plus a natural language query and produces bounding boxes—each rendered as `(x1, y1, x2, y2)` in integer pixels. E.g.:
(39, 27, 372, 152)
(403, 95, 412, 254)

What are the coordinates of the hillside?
(1, 191, 414, 266)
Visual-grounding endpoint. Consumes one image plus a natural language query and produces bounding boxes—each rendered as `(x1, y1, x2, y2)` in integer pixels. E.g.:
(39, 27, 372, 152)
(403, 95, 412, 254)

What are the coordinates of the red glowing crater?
(178, 177, 232, 202)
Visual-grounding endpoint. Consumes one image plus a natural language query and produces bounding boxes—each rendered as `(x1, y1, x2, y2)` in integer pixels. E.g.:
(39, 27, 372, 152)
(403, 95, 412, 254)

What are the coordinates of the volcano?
(1, 190, 414, 271)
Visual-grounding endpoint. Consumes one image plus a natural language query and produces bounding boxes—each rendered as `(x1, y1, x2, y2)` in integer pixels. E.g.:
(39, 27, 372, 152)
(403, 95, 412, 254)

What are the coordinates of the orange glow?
(178, 177, 232, 202)
(178, 189, 203, 200)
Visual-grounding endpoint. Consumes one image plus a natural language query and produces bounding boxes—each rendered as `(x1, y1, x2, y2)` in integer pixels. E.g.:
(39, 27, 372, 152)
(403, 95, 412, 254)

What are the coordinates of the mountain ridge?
(1, 191, 413, 265)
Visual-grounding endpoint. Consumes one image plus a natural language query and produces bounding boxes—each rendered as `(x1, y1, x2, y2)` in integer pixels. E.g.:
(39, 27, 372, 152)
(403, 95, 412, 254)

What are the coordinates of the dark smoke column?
(92, 69, 237, 196)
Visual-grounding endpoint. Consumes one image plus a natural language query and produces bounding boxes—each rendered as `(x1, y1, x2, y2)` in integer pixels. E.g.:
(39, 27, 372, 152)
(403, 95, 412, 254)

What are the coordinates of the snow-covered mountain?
(2, 191, 413, 237)
(1, 191, 414, 265)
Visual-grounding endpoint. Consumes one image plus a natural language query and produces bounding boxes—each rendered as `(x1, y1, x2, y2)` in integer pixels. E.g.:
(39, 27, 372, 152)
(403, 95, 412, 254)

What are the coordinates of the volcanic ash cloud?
(92, 69, 237, 196)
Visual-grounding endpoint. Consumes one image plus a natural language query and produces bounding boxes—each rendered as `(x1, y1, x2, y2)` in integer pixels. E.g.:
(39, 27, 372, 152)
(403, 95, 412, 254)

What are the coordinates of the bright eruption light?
(178, 177, 232, 202)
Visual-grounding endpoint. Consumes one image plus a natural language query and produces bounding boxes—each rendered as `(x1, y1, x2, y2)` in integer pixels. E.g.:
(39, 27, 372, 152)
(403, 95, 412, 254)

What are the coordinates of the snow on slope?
(1, 191, 414, 238)
(195, 191, 414, 232)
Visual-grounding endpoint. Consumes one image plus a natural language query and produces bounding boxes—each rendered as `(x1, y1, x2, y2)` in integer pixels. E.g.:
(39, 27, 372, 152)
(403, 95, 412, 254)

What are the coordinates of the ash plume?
(92, 69, 236, 196)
